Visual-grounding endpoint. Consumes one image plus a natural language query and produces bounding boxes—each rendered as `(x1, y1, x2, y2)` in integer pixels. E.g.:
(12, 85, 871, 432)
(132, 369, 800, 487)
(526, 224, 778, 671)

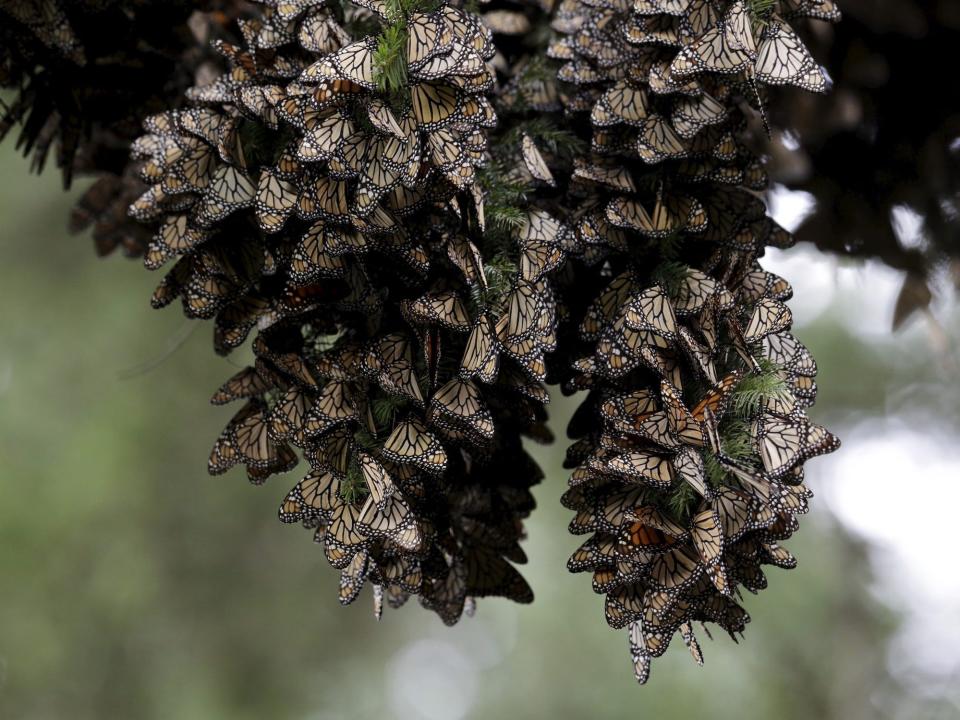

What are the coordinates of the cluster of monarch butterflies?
(0, 0, 216, 248)
(1, 0, 842, 687)
(122, 0, 571, 623)
(537, 0, 840, 683)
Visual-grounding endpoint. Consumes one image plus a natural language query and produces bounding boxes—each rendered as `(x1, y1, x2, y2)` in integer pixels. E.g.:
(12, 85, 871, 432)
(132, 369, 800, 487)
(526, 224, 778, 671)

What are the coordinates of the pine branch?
(652, 260, 689, 296)
(731, 361, 790, 418)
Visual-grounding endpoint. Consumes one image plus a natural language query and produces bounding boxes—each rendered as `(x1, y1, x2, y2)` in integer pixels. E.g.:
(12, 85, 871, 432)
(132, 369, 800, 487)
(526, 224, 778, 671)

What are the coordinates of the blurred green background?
(1, 143, 958, 720)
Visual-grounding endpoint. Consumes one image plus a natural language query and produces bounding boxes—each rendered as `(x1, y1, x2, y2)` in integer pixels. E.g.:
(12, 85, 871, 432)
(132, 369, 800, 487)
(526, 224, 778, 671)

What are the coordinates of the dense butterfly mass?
(543, 0, 841, 682)
(1, 0, 840, 685)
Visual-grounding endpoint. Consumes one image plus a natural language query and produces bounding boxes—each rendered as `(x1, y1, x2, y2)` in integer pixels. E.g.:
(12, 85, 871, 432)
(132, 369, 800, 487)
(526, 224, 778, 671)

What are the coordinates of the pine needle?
(731, 365, 790, 418)
(341, 459, 369, 503)
(747, 0, 777, 21)
(666, 481, 698, 522)
(652, 260, 689, 296)
(372, 393, 407, 429)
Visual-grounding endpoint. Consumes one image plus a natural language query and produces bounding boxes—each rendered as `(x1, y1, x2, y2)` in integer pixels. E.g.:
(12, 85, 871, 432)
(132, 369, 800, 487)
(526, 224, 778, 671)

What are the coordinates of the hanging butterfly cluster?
(122, 0, 574, 624)
(0, 0, 229, 256)
(0, 0, 842, 686)
(538, 0, 840, 683)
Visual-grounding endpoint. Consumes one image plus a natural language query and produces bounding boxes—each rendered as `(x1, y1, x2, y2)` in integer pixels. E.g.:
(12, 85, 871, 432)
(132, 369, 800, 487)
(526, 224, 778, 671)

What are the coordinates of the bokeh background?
(1, 140, 959, 719)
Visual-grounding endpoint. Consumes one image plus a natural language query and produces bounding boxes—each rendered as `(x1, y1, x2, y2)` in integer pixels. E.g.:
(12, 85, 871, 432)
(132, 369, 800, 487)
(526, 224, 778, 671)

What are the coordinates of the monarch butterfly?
(520, 134, 555, 187)
(729, 551, 768, 592)
(482, 9, 530, 35)
(641, 601, 690, 659)
(211, 366, 273, 406)
(762, 511, 801, 542)
(637, 114, 688, 163)
(606, 583, 644, 629)
(445, 235, 486, 287)
(751, 410, 838, 478)
(402, 290, 472, 331)
(355, 452, 394, 511)
(758, 541, 797, 569)
(267, 386, 311, 443)
(326, 39, 376, 88)
(169, 144, 216, 193)
(193, 165, 256, 227)
(361, 490, 424, 550)
(605, 196, 654, 234)
(208, 425, 239, 476)
(755, 16, 827, 93)
(364, 335, 424, 405)
(567, 534, 619, 572)
(420, 560, 467, 626)
(459, 313, 499, 383)
(671, 91, 728, 139)
(633, 0, 692, 16)
(649, 544, 703, 592)
(406, 12, 446, 68)
(624, 284, 679, 339)
(711, 486, 755, 541)
(762, 332, 817, 377)
(381, 417, 448, 475)
(739, 266, 793, 304)
(380, 555, 423, 594)
(410, 81, 461, 129)
(679, 621, 705, 666)
(300, 176, 350, 222)
(579, 271, 636, 340)
(254, 169, 298, 233)
(594, 81, 649, 128)
(691, 508, 728, 594)
(303, 380, 357, 437)
(701, 592, 751, 638)
(295, 11, 341, 54)
(670, 0, 756, 79)
(498, 282, 542, 341)
(607, 451, 675, 489)
(324, 501, 369, 569)
(619, 507, 683, 553)
(290, 225, 347, 284)
(298, 111, 355, 163)
(660, 380, 710, 446)
(464, 546, 534, 603)
(337, 549, 369, 606)
(781, 0, 841, 22)
(214, 401, 284, 471)
(155, 214, 206, 257)
(278, 468, 341, 524)
(428, 378, 495, 441)
(624, 12, 681, 49)
(573, 158, 637, 192)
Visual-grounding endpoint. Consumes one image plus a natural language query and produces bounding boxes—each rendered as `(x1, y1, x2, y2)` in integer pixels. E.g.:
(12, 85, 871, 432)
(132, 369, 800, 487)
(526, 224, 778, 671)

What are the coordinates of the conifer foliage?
(1, 0, 841, 684)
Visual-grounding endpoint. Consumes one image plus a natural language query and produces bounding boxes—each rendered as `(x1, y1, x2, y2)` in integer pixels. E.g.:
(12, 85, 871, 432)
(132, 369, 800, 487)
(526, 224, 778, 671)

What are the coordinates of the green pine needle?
(371, 393, 407, 429)
(503, 118, 586, 161)
(666, 481, 698, 522)
(473, 254, 518, 315)
(703, 453, 728, 486)
(373, 0, 443, 99)
(731, 363, 790, 418)
(652, 260, 689, 296)
(489, 205, 527, 233)
(719, 419, 754, 461)
(340, 459, 369, 504)
(702, 419, 756, 486)
(747, 0, 776, 20)
(373, 24, 408, 96)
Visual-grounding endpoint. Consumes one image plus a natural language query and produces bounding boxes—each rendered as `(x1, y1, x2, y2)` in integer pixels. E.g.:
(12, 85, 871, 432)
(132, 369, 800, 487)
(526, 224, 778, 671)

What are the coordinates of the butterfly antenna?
(747, 73, 772, 139)
(116, 321, 199, 379)
(703, 406, 723, 454)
